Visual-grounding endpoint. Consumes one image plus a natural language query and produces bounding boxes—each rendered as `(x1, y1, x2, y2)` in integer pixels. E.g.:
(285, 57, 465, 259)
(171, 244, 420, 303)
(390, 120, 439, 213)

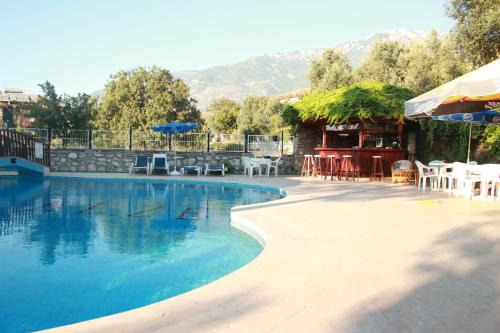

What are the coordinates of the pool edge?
(29, 172, 286, 333)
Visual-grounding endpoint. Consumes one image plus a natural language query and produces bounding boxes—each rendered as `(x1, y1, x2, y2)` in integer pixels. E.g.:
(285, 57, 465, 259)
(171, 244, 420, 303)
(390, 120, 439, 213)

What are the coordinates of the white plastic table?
(465, 164, 500, 199)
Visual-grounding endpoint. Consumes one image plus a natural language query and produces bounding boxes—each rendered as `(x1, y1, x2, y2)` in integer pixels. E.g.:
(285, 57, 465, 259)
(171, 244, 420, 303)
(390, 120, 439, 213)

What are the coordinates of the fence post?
(207, 130, 211, 153)
(280, 130, 284, 156)
(244, 130, 249, 153)
(88, 127, 92, 149)
(129, 127, 133, 151)
(168, 133, 172, 151)
(47, 127, 52, 146)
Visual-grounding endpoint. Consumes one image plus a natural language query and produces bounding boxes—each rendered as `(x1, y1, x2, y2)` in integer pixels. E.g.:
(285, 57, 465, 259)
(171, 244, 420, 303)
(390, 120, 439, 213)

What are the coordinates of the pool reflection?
(0, 178, 213, 264)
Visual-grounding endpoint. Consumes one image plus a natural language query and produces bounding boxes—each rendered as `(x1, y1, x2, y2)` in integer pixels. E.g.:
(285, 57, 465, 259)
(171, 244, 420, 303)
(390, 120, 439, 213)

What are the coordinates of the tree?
(207, 98, 240, 133)
(308, 49, 354, 90)
(355, 41, 408, 85)
(238, 96, 287, 134)
(94, 66, 202, 130)
(65, 94, 96, 130)
(282, 82, 415, 125)
(446, 0, 500, 66)
(29, 81, 95, 131)
(398, 30, 472, 94)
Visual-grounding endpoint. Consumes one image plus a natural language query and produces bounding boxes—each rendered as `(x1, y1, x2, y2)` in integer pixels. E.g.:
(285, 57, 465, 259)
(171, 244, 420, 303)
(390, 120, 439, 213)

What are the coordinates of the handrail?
(0, 129, 51, 168)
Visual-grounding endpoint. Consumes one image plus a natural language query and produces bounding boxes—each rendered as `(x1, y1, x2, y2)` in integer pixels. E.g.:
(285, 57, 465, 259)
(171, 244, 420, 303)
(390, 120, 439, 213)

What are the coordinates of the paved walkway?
(43, 174, 500, 333)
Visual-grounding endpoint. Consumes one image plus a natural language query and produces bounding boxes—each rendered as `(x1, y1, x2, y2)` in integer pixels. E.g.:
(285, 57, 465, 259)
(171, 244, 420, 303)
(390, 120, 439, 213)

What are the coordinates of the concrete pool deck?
(42, 173, 500, 333)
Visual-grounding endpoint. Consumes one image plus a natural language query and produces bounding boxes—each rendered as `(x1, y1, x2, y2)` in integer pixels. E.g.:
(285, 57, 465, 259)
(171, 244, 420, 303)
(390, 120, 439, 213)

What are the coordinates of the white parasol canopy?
(404, 59, 500, 118)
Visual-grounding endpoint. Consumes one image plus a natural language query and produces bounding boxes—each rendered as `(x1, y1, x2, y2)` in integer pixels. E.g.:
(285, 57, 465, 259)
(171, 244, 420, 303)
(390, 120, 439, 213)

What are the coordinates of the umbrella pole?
(467, 121, 472, 164)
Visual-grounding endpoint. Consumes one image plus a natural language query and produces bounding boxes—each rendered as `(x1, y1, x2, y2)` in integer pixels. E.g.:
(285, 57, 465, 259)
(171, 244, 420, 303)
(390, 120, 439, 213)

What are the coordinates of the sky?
(0, 0, 453, 96)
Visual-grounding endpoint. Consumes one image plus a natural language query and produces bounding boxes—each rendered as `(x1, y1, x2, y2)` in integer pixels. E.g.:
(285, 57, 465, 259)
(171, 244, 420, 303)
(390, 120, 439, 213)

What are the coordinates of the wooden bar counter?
(315, 147, 405, 177)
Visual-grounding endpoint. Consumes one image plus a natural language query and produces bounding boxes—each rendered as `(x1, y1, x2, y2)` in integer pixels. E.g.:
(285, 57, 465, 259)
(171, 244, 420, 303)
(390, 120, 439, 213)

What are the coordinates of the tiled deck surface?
(42, 173, 500, 333)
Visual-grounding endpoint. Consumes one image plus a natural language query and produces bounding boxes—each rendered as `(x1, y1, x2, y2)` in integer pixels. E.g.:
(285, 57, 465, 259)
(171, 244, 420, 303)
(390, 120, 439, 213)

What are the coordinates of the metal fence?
(209, 133, 245, 152)
(8, 128, 295, 155)
(248, 134, 295, 156)
(51, 129, 89, 149)
(131, 131, 168, 150)
(9, 128, 48, 143)
(172, 133, 207, 152)
(92, 130, 129, 149)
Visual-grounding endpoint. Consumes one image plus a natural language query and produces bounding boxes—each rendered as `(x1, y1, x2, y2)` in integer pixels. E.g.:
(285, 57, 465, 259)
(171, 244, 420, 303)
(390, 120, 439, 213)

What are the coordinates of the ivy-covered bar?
(314, 119, 405, 176)
(283, 82, 415, 177)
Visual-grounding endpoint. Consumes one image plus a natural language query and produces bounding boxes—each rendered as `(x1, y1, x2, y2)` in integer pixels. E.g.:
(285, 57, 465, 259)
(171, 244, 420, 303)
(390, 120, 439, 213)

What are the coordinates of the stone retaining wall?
(50, 149, 301, 175)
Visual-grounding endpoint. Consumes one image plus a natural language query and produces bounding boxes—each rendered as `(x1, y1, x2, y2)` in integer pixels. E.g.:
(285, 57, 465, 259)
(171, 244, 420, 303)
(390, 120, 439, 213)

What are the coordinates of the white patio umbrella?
(405, 59, 500, 118)
(404, 59, 500, 162)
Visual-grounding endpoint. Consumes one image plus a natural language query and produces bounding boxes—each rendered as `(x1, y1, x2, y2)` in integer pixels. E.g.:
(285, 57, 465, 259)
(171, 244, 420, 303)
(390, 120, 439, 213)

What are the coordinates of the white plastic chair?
(267, 157, 281, 176)
(447, 162, 465, 193)
(492, 176, 500, 200)
(475, 164, 500, 199)
(242, 156, 261, 177)
(453, 164, 481, 199)
(437, 164, 452, 191)
(415, 161, 438, 192)
(241, 156, 250, 176)
(247, 158, 262, 177)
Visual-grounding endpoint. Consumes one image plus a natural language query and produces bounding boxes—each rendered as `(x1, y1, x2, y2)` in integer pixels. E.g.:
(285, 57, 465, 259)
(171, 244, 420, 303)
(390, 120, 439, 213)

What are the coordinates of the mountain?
(175, 29, 425, 110)
(92, 29, 426, 110)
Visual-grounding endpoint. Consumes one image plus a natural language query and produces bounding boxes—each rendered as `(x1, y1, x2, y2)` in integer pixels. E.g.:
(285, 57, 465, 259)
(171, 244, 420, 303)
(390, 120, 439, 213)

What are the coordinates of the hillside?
(92, 29, 425, 110)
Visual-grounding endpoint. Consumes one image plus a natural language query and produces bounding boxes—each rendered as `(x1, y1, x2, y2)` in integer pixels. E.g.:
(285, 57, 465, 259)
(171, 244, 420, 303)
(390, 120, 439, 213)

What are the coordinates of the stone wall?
(295, 124, 322, 156)
(286, 123, 323, 173)
(50, 149, 301, 175)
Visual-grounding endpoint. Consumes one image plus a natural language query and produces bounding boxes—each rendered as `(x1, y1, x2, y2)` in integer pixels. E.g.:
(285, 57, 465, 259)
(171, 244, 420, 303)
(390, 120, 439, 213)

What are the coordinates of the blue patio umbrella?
(432, 110, 500, 124)
(431, 110, 500, 162)
(151, 122, 198, 135)
(152, 122, 199, 175)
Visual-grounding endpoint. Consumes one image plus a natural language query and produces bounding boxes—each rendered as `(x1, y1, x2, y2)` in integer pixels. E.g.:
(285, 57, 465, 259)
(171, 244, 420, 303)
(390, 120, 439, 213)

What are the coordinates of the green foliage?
(223, 161, 237, 174)
(398, 29, 495, 162)
(418, 118, 500, 162)
(283, 82, 414, 125)
(29, 81, 95, 131)
(94, 66, 202, 131)
(355, 41, 408, 85)
(0, 108, 13, 128)
(479, 124, 500, 162)
(446, 0, 500, 66)
(207, 98, 240, 133)
(238, 96, 288, 134)
(398, 30, 472, 94)
(419, 119, 475, 161)
(483, 124, 500, 151)
(308, 49, 354, 90)
(342, 29, 499, 162)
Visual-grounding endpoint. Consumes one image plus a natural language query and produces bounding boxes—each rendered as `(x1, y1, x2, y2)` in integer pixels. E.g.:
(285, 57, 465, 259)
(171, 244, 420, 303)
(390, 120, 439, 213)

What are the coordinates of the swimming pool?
(0, 176, 281, 332)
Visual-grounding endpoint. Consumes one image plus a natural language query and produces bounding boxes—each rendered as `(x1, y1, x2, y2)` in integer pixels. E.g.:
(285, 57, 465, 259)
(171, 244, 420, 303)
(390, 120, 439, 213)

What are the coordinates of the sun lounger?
(149, 154, 169, 175)
(205, 163, 225, 176)
(129, 155, 149, 174)
(181, 165, 202, 176)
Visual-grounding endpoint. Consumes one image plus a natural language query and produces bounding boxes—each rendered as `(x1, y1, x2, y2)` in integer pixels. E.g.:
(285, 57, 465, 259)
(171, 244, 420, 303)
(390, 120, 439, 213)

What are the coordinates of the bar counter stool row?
(302, 154, 362, 181)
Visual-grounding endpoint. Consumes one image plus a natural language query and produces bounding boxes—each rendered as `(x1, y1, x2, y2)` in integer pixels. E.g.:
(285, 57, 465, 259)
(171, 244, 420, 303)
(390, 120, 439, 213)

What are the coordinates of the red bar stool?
(301, 154, 315, 177)
(370, 155, 384, 181)
(339, 155, 356, 181)
(324, 155, 338, 181)
(313, 154, 324, 177)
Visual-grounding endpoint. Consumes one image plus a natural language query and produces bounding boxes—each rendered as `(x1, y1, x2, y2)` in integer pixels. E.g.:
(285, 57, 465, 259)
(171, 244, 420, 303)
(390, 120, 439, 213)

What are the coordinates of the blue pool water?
(0, 176, 281, 332)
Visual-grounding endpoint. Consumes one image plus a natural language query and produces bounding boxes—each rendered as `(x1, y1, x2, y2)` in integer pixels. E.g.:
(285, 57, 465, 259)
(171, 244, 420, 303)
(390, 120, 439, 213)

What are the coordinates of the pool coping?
(35, 172, 500, 333)
(33, 173, 283, 332)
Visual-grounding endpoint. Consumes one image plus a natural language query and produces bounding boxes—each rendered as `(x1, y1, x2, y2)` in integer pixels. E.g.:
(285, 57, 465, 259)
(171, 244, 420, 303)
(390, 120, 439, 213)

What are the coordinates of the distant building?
(276, 88, 310, 104)
(0, 89, 38, 127)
